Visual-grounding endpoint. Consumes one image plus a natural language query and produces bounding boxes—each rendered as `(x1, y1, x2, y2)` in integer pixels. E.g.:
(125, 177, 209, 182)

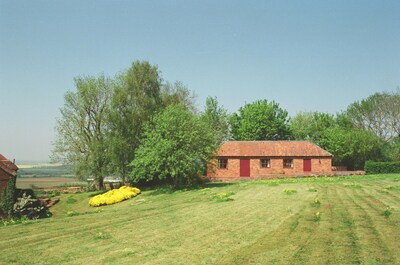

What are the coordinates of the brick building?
(207, 141, 332, 181)
(0, 154, 18, 201)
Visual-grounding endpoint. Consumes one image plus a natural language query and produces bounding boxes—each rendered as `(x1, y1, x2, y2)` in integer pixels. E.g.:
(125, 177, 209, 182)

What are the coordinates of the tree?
(52, 75, 113, 189)
(161, 81, 197, 112)
(108, 61, 163, 182)
(290, 111, 335, 144)
(230, 99, 291, 140)
(201, 96, 230, 146)
(320, 127, 382, 170)
(346, 90, 400, 142)
(130, 104, 216, 187)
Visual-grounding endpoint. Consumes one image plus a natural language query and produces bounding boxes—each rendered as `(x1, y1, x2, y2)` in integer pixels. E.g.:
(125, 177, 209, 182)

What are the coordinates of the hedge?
(364, 161, 400, 174)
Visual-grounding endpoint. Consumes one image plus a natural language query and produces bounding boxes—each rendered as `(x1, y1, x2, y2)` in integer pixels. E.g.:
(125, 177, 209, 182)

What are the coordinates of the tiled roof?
(0, 154, 18, 176)
(215, 141, 332, 157)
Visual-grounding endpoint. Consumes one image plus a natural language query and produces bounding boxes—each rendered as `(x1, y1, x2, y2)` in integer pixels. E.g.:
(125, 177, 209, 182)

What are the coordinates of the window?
(218, 159, 228, 169)
(260, 159, 270, 168)
(283, 158, 293, 169)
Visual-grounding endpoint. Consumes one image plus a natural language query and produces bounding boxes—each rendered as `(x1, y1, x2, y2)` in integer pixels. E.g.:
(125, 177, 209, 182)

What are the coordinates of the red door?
(303, 159, 311, 172)
(240, 159, 250, 177)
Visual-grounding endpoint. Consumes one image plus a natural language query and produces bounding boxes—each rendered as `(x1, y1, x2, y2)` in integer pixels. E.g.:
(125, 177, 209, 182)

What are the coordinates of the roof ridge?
(216, 141, 332, 157)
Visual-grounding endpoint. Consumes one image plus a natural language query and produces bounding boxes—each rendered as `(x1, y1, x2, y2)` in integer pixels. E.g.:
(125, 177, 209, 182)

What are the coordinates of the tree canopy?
(346, 90, 400, 142)
(230, 99, 291, 141)
(130, 104, 216, 186)
(201, 96, 230, 146)
(108, 61, 163, 181)
(52, 75, 113, 187)
(290, 111, 335, 144)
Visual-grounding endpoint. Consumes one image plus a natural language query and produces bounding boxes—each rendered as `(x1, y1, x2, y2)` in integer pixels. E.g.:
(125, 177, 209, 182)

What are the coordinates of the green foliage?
(108, 61, 163, 182)
(201, 96, 230, 146)
(13, 193, 49, 220)
(320, 127, 382, 170)
(364, 161, 400, 174)
(52, 74, 114, 188)
(161, 81, 197, 112)
(290, 111, 335, 143)
(230, 99, 291, 140)
(47, 190, 60, 199)
(346, 90, 400, 142)
(381, 138, 400, 162)
(130, 104, 217, 187)
(1, 176, 16, 217)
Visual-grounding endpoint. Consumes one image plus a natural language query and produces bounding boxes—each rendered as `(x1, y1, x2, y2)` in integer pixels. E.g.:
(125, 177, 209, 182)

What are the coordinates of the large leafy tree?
(320, 127, 382, 170)
(108, 61, 163, 181)
(201, 96, 230, 146)
(230, 99, 291, 140)
(290, 111, 335, 144)
(346, 90, 400, 142)
(52, 75, 113, 188)
(130, 104, 216, 187)
(290, 111, 382, 169)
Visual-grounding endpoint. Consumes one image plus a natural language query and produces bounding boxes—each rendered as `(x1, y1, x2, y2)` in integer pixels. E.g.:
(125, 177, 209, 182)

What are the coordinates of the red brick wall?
(208, 157, 332, 180)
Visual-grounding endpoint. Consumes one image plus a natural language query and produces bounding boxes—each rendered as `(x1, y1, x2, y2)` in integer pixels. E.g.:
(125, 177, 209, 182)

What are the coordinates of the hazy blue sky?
(1, 0, 399, 161)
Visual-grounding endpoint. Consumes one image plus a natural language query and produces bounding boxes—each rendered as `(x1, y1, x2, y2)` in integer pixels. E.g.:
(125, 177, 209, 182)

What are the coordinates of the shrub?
(89, 186, 141, 207)
(13, 193, 50, 219)
(364, 161, 400, 174)
(1, 176, 16, 217)
(47, 190, 60, 199)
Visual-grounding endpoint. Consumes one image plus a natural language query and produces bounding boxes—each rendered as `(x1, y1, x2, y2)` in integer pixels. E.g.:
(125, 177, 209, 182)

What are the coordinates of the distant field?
(16, 177, 86, 189)
(1, 174, 399, 264)
(17, 164, 75, 178)
(17, 163, 63, 169)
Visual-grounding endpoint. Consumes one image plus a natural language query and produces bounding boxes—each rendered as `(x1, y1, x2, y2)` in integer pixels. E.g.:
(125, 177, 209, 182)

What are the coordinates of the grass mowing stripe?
(352, 188, 400, 262)
(341, 185, 396, 264)
(327, 184, 363, 264)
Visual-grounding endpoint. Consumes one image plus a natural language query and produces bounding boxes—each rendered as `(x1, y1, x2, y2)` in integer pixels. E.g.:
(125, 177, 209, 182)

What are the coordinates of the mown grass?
(1, 174, 399, 264)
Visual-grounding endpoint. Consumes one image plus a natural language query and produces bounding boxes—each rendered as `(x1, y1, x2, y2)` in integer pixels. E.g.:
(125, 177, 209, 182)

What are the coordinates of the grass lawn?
(1, 174, 400, 264)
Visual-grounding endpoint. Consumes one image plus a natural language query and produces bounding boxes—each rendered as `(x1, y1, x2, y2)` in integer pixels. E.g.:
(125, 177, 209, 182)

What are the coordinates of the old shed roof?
(0, 154, 18, 176)
(215, 141, 332, 157)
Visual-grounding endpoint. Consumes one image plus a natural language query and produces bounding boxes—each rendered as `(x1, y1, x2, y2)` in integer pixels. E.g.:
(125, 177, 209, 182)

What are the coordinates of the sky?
(1, 0, 399, 162)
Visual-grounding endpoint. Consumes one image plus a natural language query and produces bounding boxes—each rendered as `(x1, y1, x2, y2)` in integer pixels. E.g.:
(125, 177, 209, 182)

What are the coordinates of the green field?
(16, 177, 87, 189)
(1, 174, 400, 264)
(17, 164, 74, 178)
